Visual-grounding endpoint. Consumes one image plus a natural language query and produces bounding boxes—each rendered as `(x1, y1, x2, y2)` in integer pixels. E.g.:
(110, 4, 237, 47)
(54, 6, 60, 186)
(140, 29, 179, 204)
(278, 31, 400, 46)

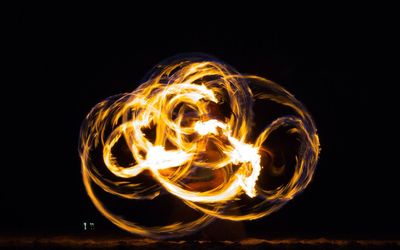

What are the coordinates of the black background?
(6, 4, 398, 240)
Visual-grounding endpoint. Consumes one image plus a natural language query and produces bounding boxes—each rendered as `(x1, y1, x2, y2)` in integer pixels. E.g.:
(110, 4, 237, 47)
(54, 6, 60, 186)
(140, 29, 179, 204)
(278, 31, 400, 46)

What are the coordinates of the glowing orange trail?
(79, 57, 320, 238)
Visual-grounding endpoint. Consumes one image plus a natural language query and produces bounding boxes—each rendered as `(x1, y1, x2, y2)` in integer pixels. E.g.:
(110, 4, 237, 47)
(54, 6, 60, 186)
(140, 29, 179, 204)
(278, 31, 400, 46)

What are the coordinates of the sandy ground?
(0, 235, 399, 249)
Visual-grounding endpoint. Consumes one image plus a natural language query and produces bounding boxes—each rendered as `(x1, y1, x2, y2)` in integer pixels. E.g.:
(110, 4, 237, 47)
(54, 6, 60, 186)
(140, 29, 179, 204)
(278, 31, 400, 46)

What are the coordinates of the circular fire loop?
(79, 56, 320, 238)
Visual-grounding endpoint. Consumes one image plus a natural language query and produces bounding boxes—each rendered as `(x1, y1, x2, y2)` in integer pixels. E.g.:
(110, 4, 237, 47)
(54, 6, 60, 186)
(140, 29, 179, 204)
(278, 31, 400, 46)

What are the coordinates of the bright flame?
(79, 57, 320, 238)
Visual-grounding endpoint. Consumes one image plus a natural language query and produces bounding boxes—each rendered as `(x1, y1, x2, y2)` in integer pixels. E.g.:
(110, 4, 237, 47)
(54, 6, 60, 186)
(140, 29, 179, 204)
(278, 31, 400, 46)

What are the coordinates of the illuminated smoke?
(79, 56, 320, 238)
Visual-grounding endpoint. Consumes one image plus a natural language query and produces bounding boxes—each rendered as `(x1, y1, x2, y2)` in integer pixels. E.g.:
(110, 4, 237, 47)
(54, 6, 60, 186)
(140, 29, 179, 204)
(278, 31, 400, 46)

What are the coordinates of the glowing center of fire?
(79, 57, 320, 239)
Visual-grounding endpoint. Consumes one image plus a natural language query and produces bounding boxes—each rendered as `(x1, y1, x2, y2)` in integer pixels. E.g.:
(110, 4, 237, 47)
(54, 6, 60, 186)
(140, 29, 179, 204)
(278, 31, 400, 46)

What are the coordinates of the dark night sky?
(6, 4, 398, 240)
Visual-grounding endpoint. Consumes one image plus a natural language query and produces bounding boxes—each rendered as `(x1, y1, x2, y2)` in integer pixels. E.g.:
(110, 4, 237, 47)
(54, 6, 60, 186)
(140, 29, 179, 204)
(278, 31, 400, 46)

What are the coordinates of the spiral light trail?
(79, 56, 320, 238)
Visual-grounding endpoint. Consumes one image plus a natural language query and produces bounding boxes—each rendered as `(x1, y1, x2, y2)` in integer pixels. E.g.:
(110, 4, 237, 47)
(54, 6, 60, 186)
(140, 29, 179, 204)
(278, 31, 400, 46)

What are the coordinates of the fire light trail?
(79, 56, 320, 238)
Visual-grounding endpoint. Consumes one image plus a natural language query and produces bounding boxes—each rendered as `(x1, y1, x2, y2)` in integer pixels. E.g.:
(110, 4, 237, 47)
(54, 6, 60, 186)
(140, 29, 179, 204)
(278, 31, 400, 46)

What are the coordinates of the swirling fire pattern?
(79, 56, 320, 238)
